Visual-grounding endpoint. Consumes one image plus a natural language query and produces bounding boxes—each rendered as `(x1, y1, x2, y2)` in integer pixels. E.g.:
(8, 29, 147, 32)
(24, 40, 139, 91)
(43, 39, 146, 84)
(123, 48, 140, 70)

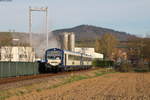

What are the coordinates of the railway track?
(0, 67, 98, 85)
(0, 73, 54, 85)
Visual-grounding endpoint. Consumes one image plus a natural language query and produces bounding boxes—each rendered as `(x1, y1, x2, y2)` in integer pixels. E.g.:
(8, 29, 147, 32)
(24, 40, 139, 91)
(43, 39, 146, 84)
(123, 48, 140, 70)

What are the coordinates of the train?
(39, 48, 93, 73)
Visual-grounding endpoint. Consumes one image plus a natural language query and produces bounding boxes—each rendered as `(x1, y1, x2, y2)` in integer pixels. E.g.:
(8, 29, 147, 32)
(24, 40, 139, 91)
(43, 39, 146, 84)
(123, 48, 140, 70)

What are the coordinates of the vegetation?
(92, 59, 114, 67)
(75, 40, 95, 47)
(63, 75, 88, 83)
(115, 62, 133, 72)
(127, 37, 150, 70)
(96, 33, 118, 59)
(46, 69, 115, 91)
(53, 25, 135, 42)
(0, 32, 12, 46)
(0, 32, 30, 47)
(115, 62, 150, 72)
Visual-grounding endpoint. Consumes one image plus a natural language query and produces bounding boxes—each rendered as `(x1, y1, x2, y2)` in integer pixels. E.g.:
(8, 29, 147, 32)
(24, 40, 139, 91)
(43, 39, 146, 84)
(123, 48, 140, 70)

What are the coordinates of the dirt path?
(7, 73, 150, 100)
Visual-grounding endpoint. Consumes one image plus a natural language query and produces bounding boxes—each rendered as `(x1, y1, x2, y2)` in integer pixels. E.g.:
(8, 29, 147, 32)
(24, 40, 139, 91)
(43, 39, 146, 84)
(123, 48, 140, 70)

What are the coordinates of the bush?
(115, 61, 150, 72)
(115, 62, 133, 72)
(134, 67, 149, 72)
(134, 61, 150, 72)
(92, 59, 114, 67)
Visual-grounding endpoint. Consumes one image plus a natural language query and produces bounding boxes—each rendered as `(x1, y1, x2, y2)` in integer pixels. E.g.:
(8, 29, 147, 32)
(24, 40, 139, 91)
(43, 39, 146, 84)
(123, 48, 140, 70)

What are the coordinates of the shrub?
(92, 59, 114, 67)
(115, 62, 133, 72)
(134, 61, 150, 72)
(134, 67, 149, 72)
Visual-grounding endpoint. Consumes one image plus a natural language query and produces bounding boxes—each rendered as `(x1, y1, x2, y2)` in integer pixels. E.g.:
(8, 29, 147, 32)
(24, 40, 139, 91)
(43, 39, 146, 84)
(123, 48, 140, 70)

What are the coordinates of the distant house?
(111, 48, 128, 62)
(75, 47, 103, 59)
(0, 46, 35, 62)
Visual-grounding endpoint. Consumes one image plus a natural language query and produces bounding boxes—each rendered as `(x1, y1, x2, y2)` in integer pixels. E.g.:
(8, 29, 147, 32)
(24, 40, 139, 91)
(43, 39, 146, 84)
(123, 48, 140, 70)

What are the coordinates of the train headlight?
(48, 60, 61, 66)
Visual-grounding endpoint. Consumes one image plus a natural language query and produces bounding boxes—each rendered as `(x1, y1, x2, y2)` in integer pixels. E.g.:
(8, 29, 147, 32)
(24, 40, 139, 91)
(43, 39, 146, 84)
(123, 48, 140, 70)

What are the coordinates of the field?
(6, 72, 150, 100)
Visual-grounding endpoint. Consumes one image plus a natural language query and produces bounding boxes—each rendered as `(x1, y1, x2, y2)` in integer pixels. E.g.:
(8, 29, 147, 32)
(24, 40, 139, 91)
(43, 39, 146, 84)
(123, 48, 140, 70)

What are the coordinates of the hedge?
(92, 59, 114, 67)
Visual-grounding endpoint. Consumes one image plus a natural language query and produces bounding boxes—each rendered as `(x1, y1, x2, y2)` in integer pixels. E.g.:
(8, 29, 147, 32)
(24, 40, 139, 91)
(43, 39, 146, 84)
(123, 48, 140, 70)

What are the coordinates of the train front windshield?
(46, 50, 62, 60)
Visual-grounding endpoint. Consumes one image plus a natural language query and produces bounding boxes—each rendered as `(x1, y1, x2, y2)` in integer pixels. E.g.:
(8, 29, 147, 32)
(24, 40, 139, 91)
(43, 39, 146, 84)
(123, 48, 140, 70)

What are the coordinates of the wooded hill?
(53, 25, 136, 47)
(53, 25, 135, 41)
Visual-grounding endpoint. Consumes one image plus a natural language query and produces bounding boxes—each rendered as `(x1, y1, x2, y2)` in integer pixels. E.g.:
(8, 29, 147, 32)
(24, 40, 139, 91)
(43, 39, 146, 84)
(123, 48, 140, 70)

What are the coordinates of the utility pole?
(29, 6, 32, 46)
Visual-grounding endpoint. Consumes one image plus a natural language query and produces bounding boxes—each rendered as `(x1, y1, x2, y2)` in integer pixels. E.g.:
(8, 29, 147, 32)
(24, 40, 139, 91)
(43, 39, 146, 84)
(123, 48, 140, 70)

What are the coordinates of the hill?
(52, 25, 135, 42)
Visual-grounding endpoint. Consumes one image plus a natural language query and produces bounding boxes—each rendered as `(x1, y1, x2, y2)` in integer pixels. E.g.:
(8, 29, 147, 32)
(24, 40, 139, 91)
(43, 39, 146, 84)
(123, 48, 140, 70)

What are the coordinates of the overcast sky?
(0, 0, 150, 36)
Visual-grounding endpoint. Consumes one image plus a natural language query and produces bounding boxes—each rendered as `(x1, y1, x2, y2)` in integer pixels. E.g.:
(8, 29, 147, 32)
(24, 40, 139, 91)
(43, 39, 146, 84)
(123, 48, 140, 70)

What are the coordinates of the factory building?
(75, 47, 103, 59)
(59, 32, 75, 51)
(0, 46, 35, 62)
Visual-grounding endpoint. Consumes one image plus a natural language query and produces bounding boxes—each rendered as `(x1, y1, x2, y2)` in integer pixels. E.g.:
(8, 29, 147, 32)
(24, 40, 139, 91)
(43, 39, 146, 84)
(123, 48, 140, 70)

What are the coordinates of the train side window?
(68, 55, 74, 60)
(68, 55, 81, 61)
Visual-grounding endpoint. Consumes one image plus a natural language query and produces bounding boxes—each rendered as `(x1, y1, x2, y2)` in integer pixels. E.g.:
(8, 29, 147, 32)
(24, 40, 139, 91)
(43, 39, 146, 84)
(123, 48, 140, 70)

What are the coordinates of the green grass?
(0, 91, 11, 100)
(36, 88, 43, 92)
(63, 75, 88, 83)
(0, 95, 10, 100)
(94, 71, 116, 77)
(48, 84, 62, 89)
(47, 75, 88, 90)
(94, 68, 116, 76)
(94, 72, 105, 76)
(47, 68, 116, 90)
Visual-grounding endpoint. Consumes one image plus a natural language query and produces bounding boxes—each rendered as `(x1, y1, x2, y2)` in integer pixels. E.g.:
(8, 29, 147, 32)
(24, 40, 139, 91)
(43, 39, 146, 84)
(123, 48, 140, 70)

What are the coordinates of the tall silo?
(63, 32, 69, 50)
(68, 33, 75, 51)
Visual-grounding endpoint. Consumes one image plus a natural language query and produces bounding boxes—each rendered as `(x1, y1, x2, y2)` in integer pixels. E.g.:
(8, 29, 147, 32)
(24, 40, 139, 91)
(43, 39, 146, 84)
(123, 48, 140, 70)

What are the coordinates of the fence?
(0, 62, 39, 78)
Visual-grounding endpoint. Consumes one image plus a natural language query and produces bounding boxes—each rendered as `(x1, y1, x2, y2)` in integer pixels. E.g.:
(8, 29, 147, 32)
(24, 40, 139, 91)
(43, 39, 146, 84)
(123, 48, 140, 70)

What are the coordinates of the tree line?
(95, 33, 150, 70)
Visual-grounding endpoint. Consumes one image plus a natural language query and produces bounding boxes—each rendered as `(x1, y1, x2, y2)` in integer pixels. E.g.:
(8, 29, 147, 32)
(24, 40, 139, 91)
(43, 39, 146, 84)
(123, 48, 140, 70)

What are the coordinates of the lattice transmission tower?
(29, 6, 48, 48)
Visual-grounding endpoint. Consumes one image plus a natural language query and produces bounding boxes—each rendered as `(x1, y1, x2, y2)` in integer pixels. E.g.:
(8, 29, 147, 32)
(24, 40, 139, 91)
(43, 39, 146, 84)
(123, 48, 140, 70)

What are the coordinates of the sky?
(0, 0, 150, 37)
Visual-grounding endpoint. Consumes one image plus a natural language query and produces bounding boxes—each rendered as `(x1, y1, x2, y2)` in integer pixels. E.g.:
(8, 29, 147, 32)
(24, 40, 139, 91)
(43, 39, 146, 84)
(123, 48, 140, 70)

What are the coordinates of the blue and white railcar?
(44, 48, 92, 72)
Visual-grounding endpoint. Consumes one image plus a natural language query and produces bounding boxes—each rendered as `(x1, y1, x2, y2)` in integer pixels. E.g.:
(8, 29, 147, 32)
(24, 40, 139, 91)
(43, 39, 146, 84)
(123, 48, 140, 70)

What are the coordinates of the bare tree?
(127, 37, 150, 67)
(96, 33, 118, 60)
(142, 38, 150, 66)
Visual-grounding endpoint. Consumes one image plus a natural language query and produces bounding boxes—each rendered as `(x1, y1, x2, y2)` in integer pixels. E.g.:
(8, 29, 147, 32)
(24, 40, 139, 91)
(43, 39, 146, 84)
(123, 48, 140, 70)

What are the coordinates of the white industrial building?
(75, 47, 103, 59)
(0, 46, 35, 62)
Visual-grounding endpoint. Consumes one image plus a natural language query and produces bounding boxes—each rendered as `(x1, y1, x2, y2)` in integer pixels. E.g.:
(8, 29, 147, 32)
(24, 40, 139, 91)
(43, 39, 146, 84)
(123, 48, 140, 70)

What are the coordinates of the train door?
(64, 54, 67, 66)
(80, 54, 83, 66)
